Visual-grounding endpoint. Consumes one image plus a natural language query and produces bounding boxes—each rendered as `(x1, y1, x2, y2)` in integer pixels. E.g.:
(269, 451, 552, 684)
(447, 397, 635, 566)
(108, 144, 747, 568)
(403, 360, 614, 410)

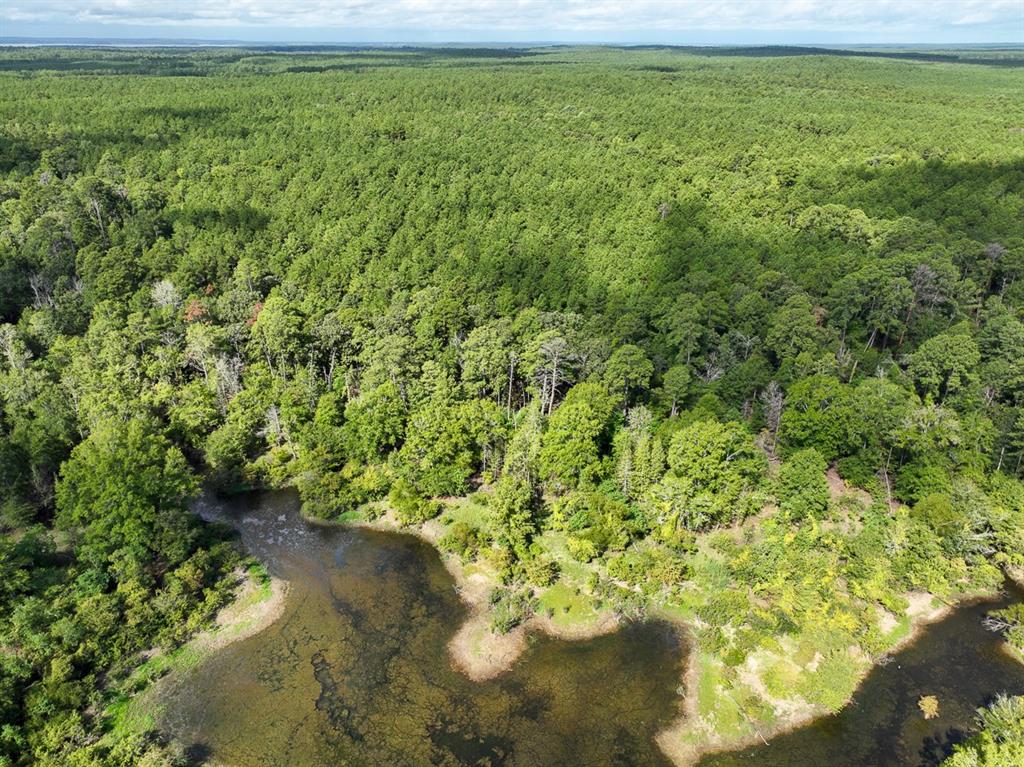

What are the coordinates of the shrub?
(566, 537, 599, 562)
(389, 479, 441, 525)
(523, 554, 559, 587)
(836, 451, 880, 489)
(797, 649, 861, 712)
(438, 521, 485, 559)
(606, 545, 689, 594)
(895, 460, 952, 505)
(489, 587, 536, 634)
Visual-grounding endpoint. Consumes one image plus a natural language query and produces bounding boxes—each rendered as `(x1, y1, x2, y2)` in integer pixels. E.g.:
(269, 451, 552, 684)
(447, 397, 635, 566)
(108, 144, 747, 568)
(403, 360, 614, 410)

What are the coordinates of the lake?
(159, 490, 685, 766)
(158, 491, 1024, 767)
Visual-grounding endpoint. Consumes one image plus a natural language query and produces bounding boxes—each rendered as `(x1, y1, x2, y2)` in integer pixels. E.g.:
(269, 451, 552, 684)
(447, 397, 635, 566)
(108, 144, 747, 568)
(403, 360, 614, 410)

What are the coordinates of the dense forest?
(1, 46, 1024, 765)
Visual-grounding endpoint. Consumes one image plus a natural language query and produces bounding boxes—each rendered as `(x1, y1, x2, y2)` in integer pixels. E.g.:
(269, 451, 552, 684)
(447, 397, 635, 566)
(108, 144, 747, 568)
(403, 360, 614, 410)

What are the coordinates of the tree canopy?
(1, 44, 1024, 765)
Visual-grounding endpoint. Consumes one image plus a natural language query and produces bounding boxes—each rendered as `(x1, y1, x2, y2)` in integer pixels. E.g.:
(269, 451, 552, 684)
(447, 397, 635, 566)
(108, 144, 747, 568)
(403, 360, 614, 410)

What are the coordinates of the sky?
(1, 0, 1022, 45)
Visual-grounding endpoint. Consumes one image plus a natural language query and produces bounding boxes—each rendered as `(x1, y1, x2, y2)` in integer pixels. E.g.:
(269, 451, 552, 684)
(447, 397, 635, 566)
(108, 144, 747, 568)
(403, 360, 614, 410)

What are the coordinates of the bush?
(762, 659, 801, 699)
(297, 460, 389, 520)
(523, 554, 559, 587)
(389, 479, 441, 525)
(896, 460, 952, 505)
(489, 587, 536, 634)
(836, 451, 880, 489)
(606, 545, 689, 594)
(566, 537, 599, 562)
(797, 649, 861, 712)
(438, 522, 485, 559)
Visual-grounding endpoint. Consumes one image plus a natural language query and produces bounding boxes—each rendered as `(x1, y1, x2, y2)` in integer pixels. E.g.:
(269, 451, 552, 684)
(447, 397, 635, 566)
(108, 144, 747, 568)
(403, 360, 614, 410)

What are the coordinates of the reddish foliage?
(183, 299, 207, 323)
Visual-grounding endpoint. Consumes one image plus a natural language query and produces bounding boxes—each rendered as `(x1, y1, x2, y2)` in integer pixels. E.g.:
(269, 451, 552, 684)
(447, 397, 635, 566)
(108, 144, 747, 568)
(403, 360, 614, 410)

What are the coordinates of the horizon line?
(3, 36, 1022, 49)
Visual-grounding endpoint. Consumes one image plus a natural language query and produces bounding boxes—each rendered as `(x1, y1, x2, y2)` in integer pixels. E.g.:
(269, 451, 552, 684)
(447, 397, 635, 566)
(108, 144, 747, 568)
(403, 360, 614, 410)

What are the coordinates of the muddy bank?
(695, 581, 1024, 767)
(351, 510, 623, 681)
(158, 490, 686, 767)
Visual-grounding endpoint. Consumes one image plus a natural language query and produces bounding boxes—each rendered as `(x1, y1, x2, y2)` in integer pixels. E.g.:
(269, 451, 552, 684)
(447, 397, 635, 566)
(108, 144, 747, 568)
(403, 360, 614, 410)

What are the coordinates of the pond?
(159, 491, 1024, 767)
(158, 490, 685, 766)
(699, 581, 1024, 767)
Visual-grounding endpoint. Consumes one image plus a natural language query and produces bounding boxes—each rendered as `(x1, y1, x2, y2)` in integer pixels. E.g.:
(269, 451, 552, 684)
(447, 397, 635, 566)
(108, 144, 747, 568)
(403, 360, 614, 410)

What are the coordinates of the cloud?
(0, 0, 1018, 29)
(2, 0, 1021, 41)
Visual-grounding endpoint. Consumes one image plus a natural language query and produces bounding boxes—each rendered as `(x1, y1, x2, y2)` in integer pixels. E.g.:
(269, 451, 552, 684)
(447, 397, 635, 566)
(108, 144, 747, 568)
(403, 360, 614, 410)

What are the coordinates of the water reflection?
(160, 490, 686, 766)
(701, 583, 1024, 767)
(161, 491, 1024, 767)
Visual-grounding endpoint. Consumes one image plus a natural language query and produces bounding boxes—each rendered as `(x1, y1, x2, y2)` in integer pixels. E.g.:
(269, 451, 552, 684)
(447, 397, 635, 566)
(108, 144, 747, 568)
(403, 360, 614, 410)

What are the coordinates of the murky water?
(700, 584, 1024, 767)
(160, 490, 1024, 767)
(159, 490, 686, 766)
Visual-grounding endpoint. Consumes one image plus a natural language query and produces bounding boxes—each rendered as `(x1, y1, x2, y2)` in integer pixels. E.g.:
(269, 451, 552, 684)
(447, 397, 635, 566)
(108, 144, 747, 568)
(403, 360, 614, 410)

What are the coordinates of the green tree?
(491, 474, 537, 564)
(248, 294, 308, 377)
(779, 375, 856, 462)
(660, 364, 691, 417)
(603, 344, 654, 411)
(942, 695, 1024, 767)
(660, 418, 766, 528)
(56, 418, 199, 574)
(908, 322, 981, 403)
(539, 383, 615, 492)
(461, 318, 519, 411)
(342, 382, 408, 462)
(776, 448, 829, 520)
(765, 294, 826, 364)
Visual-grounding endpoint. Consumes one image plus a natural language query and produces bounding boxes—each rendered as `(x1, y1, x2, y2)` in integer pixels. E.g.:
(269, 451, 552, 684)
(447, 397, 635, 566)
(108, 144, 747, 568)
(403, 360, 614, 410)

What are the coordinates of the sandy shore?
(194, 568, 290, 653)
(351, 511, 621, 680)
(655, 588, 969, 766)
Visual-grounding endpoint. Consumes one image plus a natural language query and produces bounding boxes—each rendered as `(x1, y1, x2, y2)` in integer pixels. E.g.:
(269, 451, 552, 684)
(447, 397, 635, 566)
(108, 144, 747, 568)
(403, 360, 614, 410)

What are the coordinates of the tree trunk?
(506, 354, 516, 416)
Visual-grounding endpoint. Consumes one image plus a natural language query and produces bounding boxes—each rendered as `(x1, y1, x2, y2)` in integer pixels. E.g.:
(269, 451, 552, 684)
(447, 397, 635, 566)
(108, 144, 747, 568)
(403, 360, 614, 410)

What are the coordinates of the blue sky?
(2, 1, 1022, 44)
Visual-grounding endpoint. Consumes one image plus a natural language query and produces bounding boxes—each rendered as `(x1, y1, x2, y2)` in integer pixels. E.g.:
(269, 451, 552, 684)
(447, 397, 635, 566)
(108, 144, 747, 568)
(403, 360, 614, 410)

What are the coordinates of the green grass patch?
(103, 643, 204, 739)
(885, 611, 914, 644)
(462, 559, 501, 585)
(694, 654, 751, 739)
(533, 530, 591, 584)
(537, 581, 600, 629)
(762, 657, 803, 699)
(442, 496, 492, 530)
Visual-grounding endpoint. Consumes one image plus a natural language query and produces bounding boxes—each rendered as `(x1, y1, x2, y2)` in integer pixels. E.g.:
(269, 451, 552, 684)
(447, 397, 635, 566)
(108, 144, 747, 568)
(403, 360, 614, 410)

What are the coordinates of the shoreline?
(349, 510, 623, 681)
(114, 566, 290, 742)
(659, 584, 1018, 766)
(644, 473, 1024, 766)
(343, 507, 1021, 766)
(194, 568, 290, 653)
(195, 496, 1022, 767)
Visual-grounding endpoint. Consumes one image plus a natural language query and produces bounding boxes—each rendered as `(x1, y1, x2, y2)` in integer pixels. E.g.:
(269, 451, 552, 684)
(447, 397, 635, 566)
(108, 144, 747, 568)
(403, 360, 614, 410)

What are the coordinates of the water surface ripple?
(161, 491, 1024, 767)
(161, 490, 684, 766)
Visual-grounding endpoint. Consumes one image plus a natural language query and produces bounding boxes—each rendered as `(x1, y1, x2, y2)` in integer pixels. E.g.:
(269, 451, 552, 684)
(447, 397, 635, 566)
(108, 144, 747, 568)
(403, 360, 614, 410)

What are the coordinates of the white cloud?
(2, 0, 1021, 43)
(2, 0, 1022, 31)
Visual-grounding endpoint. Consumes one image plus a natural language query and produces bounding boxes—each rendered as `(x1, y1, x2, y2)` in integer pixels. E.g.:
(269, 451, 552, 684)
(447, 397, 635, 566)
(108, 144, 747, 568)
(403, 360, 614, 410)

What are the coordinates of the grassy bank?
(98, 563, 287, 749)
(340, 481, 1011, 765)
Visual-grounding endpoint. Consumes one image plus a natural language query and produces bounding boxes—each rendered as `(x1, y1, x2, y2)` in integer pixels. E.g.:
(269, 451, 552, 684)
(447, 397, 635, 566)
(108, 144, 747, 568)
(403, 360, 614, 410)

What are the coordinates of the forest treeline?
(1, 47, 1023, 765)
